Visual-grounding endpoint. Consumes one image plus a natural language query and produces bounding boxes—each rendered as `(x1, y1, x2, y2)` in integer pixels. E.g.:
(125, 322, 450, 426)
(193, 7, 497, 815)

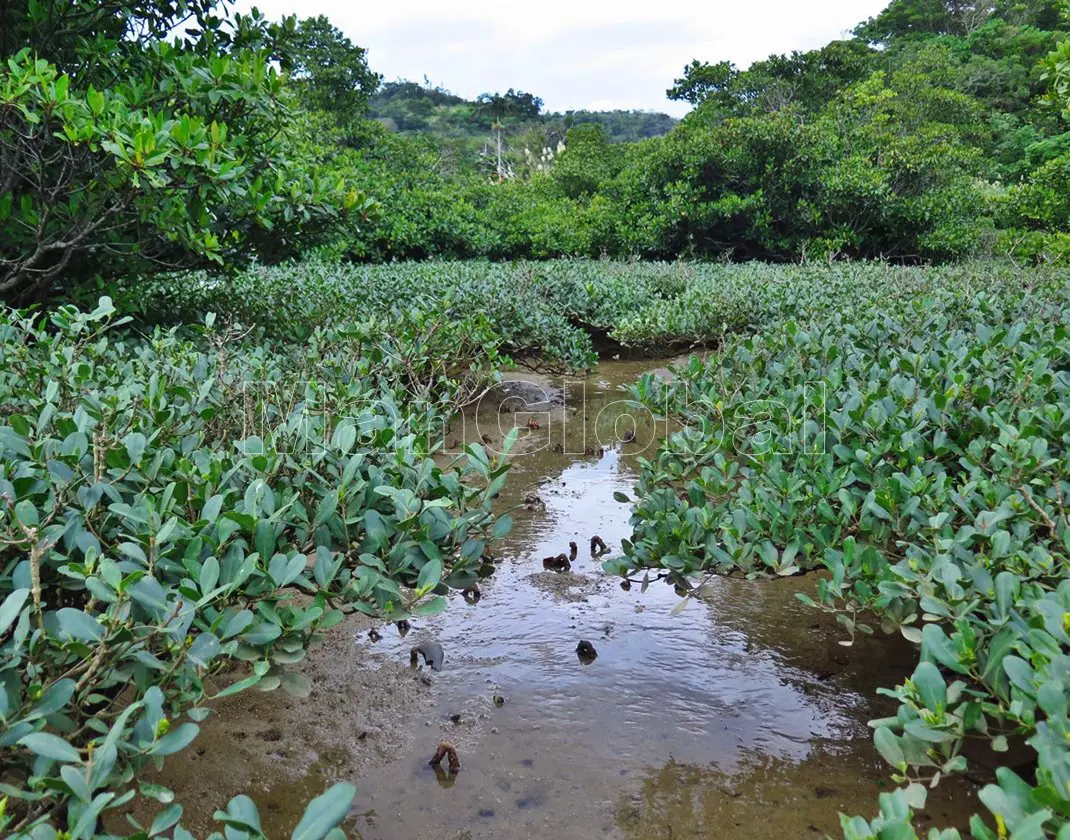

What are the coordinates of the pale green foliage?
(0, 298, 515, 836)
(606, 261, 1070, 837)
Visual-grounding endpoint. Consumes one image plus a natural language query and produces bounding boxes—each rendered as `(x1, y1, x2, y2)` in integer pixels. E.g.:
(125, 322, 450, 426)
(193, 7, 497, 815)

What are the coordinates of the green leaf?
(222, 609, 255, 639)
(201, 494, 225, 524)
(18, 731, 82, 763)
(912, 661, 947, 712)
(921, 624, 967, 674)
(255, 520, 276, 562)
(199, 556, 220, 595)
(15, 499, 38, 527)
(1003, 656, 1036, 695)
(0, 588, 30, 636)
(269, 553, 306, 588)
(55, 608, 105, 642)
(416, 558, 442, 593)
(61, 765, 92, 802)
(492, 513, 513, 539)
(152, 723, 199, 756)
(210, 673, 263, 700)
(26, 679, 76, 721)
(150, 804, 183, 837)
(291, 782, 357, 840)
(280, 671, 312, 698)
(332, 421, 357, 453)
(873, 727, 906, 771)
(187, 633, 221, 668)
(124, 432, 147, 465)
(315, 489, 339, 527)
(69, 792, 115, 840)
(139, 782, 176, 804)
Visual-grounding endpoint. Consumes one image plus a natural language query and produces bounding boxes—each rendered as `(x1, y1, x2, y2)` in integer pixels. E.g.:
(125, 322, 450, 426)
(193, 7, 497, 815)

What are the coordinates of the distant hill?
(369, 79, 677, 143)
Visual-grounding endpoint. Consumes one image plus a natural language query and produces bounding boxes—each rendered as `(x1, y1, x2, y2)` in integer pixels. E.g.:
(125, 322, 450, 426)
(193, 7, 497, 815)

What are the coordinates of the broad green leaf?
(291, 782, 357, 840)
(18, 731, 81, 763)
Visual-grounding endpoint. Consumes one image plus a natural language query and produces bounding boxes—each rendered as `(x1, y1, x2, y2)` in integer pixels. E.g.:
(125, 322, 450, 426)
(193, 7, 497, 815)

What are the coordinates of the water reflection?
(616, 750, 978, 840)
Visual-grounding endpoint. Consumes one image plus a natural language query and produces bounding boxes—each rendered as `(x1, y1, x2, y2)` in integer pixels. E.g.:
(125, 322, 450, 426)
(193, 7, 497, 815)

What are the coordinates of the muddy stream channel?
(144, 359, 980, 839)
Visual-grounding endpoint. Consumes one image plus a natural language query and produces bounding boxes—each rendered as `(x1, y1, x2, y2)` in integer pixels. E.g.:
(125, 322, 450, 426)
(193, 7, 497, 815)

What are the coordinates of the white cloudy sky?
(238, 0, 891, 116)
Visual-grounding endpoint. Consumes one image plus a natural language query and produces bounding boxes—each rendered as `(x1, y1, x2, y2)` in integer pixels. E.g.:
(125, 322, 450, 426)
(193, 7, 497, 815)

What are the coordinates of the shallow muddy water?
(147, 360, 980, 839)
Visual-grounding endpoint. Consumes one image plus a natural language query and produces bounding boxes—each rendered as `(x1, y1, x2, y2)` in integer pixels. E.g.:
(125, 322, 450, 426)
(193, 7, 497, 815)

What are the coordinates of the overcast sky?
(238, 0, 891, 116)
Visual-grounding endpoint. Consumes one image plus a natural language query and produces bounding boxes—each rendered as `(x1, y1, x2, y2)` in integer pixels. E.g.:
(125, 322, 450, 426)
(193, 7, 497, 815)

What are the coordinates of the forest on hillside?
(2, 2, 1070, 839)
(368, 79, 678, 142)
(311, 0, 1070, 265)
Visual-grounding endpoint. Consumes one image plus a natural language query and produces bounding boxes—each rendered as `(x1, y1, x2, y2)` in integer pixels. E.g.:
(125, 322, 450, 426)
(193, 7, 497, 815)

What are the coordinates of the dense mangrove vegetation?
(2, 0, 1070, 838)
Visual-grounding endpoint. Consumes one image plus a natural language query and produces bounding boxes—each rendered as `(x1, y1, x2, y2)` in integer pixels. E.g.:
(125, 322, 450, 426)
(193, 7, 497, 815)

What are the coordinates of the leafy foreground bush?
(0, 299, 515, 837)
(608, 264, 1070, 837)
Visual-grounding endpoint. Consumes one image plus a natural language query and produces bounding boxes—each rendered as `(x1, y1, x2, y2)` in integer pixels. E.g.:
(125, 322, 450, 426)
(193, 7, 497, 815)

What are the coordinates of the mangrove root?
(429, 741, 461, 774)
(462, 586, 481, 604)
(410, 641, 445, 671)
(542, 553, 571, 572)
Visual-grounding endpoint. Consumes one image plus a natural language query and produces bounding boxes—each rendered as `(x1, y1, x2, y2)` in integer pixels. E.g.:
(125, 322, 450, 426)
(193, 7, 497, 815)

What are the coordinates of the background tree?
(666, 60, 740, 107)
(855, 0, 998, 42)
(0, 0, 358, 304)
(281, 15, 381, 124)
(474, 89, 544, 180)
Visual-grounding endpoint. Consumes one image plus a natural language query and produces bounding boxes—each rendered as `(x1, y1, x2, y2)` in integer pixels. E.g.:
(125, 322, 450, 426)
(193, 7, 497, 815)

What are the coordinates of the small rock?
(576, 640, 598, 665)
(449, 713, 462, 724)
(493, 694, 505, 707)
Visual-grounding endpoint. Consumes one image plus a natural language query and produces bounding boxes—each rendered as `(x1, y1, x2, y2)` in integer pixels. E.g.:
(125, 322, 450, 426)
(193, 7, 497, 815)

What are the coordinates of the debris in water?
(429, 741, 461, 774)
(523, 491, 546, 511)
(590, 535, 609, 556)
(410, 641, 445, 671)
(462, 586, 481, 604)
(568, 541, 578, 560)
(542, 554, 571, 572)
(396, 619, 411, 637)
(368, 628, 382, 643)
(620, 579, 632, 591)
(493, 693, 505, 707)
(576, 640, 598, 664)
(449, 713, 462, 724)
